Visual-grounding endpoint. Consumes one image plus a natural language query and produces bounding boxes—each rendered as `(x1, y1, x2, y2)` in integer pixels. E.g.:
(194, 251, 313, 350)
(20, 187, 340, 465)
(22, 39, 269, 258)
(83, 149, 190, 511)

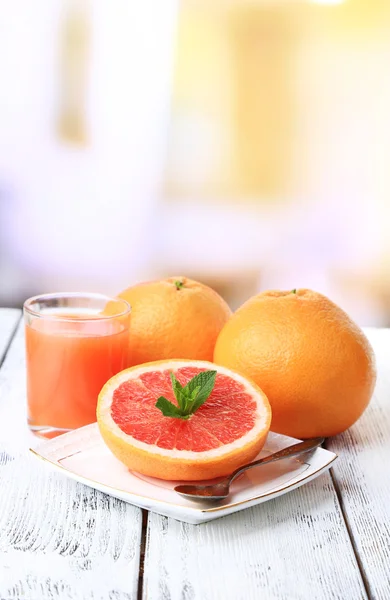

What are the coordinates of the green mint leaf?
(185, 370, 217, 413)
(179, 385, 201, 413)
(184, 370, 217, 397)
(162, 369, 217, 418)
(190, 386, 201, 400)
(155, 396, 186, 419)
(169, 372, 185, 410)
(170, 371, 183, 393)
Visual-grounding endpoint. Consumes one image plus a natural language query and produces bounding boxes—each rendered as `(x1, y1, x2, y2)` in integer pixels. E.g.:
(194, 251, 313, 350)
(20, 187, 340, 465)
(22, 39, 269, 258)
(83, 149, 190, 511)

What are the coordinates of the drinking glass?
(24, 292, 131, 438)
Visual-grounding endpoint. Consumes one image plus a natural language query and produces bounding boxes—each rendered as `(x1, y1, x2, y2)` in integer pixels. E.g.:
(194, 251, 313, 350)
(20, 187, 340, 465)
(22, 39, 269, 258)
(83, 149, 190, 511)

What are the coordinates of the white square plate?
(30, 423, 337, 524)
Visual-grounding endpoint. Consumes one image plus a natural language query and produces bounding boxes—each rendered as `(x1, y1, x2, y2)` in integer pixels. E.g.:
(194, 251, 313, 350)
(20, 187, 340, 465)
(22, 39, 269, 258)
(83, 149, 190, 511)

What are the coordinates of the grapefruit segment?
(139, 371, 177, 402)
(97, 359, 272, 481)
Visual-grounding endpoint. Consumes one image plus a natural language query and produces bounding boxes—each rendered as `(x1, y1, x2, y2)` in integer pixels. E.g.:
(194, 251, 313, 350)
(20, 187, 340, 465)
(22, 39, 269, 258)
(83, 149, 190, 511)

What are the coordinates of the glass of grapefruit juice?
(24, 292, 131, 438)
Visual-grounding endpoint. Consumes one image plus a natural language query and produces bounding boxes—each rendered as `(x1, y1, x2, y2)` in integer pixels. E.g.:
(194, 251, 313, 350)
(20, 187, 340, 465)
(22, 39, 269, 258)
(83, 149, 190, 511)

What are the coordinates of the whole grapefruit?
(118, 277, 231, 366)
(213, 289, 376, 438)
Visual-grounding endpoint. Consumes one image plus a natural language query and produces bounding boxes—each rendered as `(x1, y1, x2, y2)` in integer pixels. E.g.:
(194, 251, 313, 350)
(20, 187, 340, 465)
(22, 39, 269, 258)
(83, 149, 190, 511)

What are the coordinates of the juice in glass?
(24, 293, 131, 437)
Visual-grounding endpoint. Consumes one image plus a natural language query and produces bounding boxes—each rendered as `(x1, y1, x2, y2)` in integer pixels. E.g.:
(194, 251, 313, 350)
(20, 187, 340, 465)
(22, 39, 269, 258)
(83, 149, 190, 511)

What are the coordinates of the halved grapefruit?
(97, 359, 272, 481)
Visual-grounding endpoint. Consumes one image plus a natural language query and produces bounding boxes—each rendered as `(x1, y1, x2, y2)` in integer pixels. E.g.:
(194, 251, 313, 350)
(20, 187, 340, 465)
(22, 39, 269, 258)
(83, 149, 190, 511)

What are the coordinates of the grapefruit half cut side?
(97, 359, 272, 481)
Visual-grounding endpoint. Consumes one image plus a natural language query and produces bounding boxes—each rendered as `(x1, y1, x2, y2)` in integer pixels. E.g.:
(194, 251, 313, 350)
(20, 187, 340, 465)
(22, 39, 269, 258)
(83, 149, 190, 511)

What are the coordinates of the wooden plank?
(0, 308, 20, 365)
(0, 319, 31, 453)
(327, 328, 390, 600)
(144, 473, 368, 600)
(0, 317, 143, 600)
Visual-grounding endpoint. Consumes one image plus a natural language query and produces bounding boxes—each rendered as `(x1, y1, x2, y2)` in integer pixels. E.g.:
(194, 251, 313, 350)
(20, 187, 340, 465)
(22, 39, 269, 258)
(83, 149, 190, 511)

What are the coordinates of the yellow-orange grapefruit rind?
(214, 288, 376, 439)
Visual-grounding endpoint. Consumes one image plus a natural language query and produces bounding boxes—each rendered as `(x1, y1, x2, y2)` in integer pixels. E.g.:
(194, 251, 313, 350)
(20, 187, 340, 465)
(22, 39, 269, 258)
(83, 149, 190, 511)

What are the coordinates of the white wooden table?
(0, 308, 389, 600)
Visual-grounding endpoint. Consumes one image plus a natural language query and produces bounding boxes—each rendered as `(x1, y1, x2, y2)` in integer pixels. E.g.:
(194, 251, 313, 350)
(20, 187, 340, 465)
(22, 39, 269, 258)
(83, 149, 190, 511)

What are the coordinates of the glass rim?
(23, 292, 131, 322)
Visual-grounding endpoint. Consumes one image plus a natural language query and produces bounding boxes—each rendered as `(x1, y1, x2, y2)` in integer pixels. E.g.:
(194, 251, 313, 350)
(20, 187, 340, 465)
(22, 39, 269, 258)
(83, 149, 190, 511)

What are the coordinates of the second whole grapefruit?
(118, 277, 231, 366)
(214, 289, 376, 438)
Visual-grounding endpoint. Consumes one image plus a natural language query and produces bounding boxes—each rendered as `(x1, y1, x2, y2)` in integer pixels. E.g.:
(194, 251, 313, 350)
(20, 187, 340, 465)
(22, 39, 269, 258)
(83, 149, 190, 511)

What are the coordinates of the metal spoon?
(174, 437, 324, 501)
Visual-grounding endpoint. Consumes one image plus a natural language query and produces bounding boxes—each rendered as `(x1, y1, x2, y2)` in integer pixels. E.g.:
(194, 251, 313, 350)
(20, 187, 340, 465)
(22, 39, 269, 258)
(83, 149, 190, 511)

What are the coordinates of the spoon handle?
(228, 437, 325, 485)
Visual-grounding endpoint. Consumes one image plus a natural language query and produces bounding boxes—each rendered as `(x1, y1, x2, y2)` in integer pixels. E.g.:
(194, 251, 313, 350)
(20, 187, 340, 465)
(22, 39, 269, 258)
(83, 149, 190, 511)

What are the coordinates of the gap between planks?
(326, 450, 373, 600)
(0, 312, 22, 371)
(137, 509, 149, 600)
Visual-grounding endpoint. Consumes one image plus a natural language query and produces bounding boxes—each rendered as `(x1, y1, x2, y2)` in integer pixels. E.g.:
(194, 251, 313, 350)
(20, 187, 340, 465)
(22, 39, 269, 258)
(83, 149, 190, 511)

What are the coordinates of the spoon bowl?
(174, 482, 230, 502)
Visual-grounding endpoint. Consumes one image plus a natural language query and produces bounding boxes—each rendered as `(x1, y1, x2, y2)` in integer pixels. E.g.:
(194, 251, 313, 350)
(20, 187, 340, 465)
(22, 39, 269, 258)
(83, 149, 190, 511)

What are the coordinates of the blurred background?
(0, 0, 389, 324)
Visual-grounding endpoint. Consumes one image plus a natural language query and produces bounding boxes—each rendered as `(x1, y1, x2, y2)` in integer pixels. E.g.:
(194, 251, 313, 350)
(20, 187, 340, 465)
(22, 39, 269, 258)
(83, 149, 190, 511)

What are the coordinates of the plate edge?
(29, 446, 338, 517)
(201, 452, 338, 513)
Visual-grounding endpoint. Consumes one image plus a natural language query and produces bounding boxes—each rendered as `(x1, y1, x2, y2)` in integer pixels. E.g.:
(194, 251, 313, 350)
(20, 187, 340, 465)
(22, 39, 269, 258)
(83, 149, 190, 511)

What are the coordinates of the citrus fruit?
(214, 289, 376, 439)
(117, 277, 231, 366)
(97, 359, 271, 480)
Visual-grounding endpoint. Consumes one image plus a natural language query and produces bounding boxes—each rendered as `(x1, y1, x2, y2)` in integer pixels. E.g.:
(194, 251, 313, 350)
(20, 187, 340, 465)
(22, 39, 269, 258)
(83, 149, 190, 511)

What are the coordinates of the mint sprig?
(155, 370, 217, 419)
